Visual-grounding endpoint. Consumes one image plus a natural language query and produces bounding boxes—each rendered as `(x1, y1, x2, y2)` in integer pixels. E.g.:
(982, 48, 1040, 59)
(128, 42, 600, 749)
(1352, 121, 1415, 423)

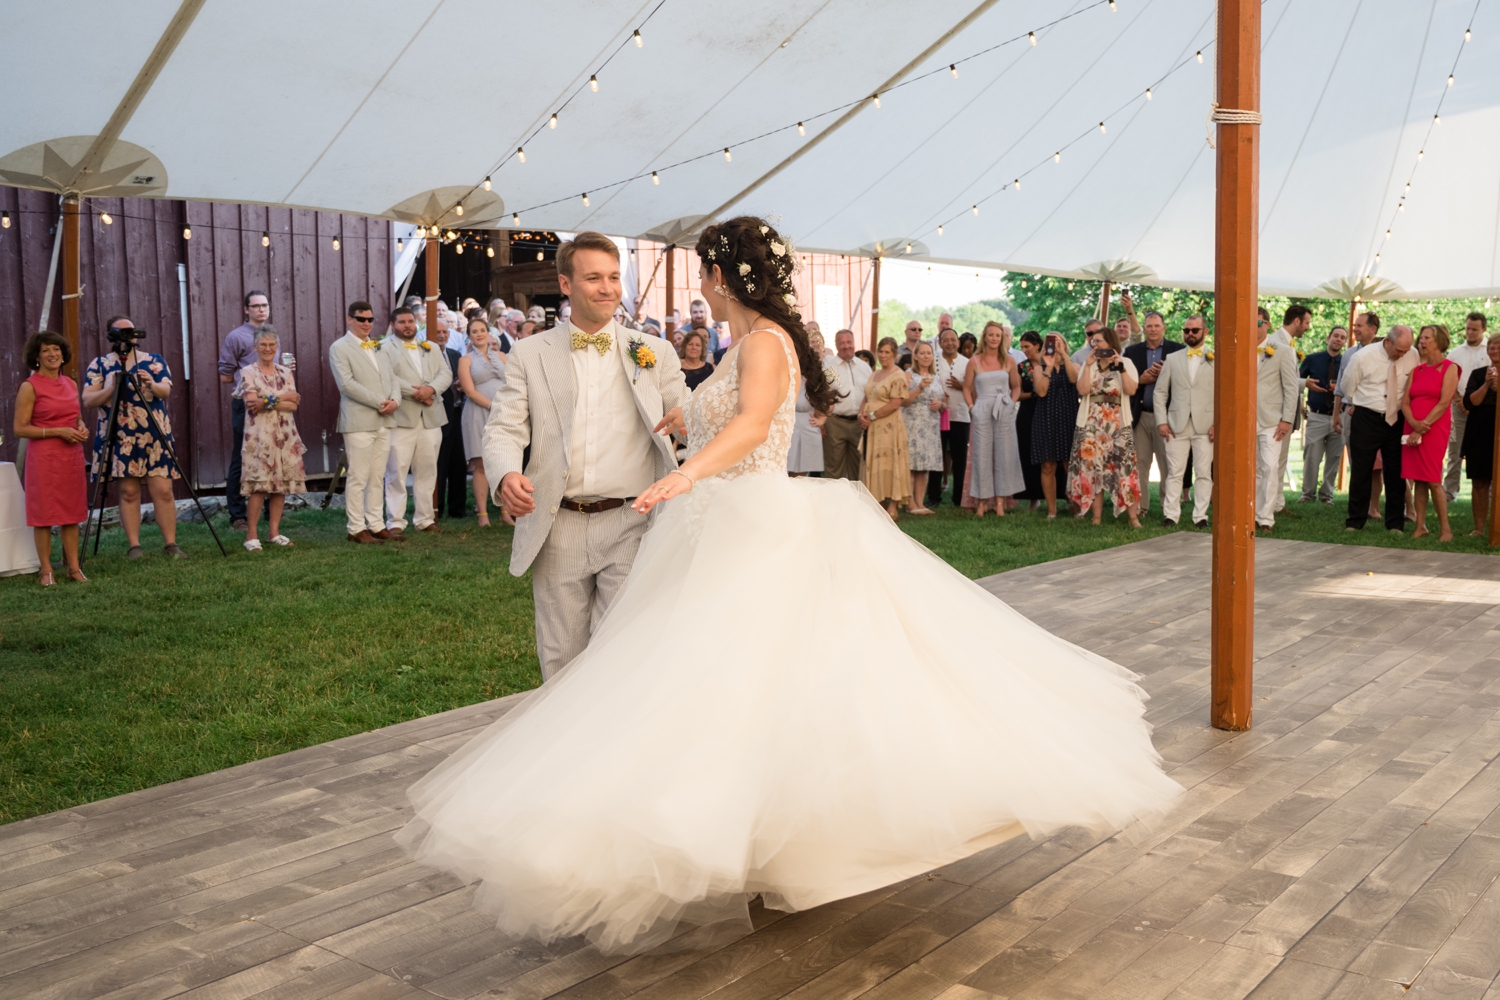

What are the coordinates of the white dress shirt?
(824, 355, 872, 417)
(1336, 341, 1365, 404)
(1344, 342, 1419, 415)
(935, 353, 970, 422)
(1187, 350, 1205, 383)
(563, 320, 656, 499)
(1448, 341, 1490, 399)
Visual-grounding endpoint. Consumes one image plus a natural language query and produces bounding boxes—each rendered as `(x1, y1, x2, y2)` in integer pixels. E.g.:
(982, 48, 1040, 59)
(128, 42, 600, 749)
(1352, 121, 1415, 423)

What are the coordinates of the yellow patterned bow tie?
(1187, 346, 1204, 357)
(571, 328, 612, 355)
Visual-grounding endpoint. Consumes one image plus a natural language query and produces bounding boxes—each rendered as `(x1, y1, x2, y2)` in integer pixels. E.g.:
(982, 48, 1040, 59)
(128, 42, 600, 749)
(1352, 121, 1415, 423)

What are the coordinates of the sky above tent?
(3, 0, 1496, 297)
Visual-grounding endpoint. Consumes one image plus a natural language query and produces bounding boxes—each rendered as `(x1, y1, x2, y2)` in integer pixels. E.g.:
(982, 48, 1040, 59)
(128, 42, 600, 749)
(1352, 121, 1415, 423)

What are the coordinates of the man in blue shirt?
(1298, 326, 1347, 503)
(1123, 311, 1184, 517)
(217, 290, 269, 531)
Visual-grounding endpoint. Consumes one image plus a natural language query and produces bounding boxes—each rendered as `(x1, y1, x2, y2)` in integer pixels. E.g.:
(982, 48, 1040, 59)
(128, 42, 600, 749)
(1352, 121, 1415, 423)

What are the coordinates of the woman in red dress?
(13, 332, 89, 585)
(1401, 324, 1461, 541)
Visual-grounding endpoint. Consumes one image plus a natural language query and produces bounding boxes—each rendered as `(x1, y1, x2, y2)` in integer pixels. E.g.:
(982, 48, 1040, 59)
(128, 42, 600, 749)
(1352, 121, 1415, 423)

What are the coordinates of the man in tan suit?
(1153, 315, 1213, 528)
(383, 306, 452, 535)
(1256, 323, 1301, 533)
(485, 232, 690, 679)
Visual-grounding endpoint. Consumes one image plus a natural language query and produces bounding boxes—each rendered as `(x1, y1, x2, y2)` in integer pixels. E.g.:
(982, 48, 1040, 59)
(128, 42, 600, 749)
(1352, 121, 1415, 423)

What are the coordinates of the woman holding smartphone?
(1068, 328, 1142, 527)
(1030, 331, 1081, 519)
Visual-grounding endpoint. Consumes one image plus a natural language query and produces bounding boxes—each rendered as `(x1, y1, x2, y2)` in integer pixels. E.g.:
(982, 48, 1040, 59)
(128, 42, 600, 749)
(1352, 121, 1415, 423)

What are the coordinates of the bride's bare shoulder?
(735, 326, 797, 372)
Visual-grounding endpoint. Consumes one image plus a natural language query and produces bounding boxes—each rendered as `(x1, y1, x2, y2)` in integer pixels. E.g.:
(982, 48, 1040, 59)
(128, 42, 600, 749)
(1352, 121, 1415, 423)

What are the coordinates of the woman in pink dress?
(1401, 324, 1461, 541)
(13, 332, 89, 585)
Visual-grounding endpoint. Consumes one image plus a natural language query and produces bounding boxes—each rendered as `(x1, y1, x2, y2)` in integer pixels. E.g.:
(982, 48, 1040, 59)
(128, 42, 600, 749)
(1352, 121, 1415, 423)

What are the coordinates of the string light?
(1196, 50, 1204, 63)
(1385, 229, 1392, 240)
(1418, 149, 1424, 159)
(873, 94, 881, 108)
(183, 224, 192, 240)
(549, 113, 558, 129)
(455, 242, 462, 254)
(950, 64, 958, 77)
(100, 211, 113, 224)
(590, 75, 599, 92)
(1054, 151, 1061, 163)
(332, 235, 341, 250)
(483, 176, 491, 190)
(262, 230, 270, 247)
(652, 171, 660, 184)
(1028, 31, 1037, 45)
(396, 237, 404, 252)
(937, 224, 944, 235)
(1, 211, 9, 228)
(512, 213, 519, 225)
(1374, 253, 1381, 262)
(724, 147, 732, 161)
(446, 229, 456, 239)
(1020, 279, 1028, 287)
(904, 243, 913, 254)
(1405, 182, 1411, 192)
(487, 245, 495, 257)
(1108, 0, 1116, 8)
(1013, 178, 1020, 189)
(517, 147, 525, 163)
(797, 122, 806, 135)
(1399, 202, 1405, 212)
(454, 204, 464, 216)
(537, 250, 544, 261)
(972, 204, 979, 216)
(1145, 88, 1152, 100)
(1465, 28, 1472, 41)
(633, 28, 643, 46)
(582, 192, 590, 206)
(1067, 282, 1074, 290)
(1448, 74, 1455, 87)
(1099, 121, 1107, 133)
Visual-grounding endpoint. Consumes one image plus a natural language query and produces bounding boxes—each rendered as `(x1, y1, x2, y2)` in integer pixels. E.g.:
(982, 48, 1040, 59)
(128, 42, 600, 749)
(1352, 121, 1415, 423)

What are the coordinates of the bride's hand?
(632, 469, 694, 514)
(654, 406, 685, 437)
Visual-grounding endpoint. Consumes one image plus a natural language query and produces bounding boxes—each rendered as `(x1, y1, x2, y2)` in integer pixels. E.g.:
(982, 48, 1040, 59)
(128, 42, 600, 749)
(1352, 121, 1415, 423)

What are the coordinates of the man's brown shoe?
(374, 528, 407, 541)
(348, 530, 381, 544)
(419, 523, 442, 533)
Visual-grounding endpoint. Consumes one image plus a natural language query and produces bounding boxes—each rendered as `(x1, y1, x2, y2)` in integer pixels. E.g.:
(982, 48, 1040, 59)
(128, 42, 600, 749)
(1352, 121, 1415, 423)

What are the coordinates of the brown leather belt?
(559, 497, 635, 514)
(830, 413, 860, 420)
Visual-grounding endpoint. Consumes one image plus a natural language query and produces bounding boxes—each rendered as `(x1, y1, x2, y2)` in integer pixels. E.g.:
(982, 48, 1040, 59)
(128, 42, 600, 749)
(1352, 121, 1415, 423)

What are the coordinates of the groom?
(484, 232, 690, 679)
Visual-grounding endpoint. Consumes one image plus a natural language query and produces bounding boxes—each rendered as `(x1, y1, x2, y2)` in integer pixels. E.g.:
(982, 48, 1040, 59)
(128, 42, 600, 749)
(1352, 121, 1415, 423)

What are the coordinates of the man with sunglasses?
(1153, 315, 1213, 527)
(897, 319, 929, 364)
(329, 300, 401, 543)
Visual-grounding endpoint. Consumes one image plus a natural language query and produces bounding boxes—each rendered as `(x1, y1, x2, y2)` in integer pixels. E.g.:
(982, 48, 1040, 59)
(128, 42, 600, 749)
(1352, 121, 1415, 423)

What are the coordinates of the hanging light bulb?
(582, 192, 590, 206)
(1448, 74, 1455, 87)
(1465, 28, 1472, 41)
(100, 211, 113, 224)
(1399, 202, 1406, 212)
(950, 64, 958, 77)
(0, 211, 9, 228)
(1405, 182, 1411, 192)
(1374, 253, 1381, 262)
(183, 224, 192, 240)
(487, 245, 495, 258)
(537, 250, 544, 261)
(1028, 31, 1037, 45)
(651, 171, 660, 185)
(723, 147, 732, 161)
(872, 94, 881, 108)
(396, 237, 404, 252)
(446, 229, 456, 240)
(549, 113, 558, 129)
(455, 242, 463, 255)
(1418, 149, 1425, 159)
(262, 230, 270, 247)
(1020, 279, 1028, 288)
(1054, 151, 1061, 163)
(937, 224, 944, 235)
(971, 204, 979, 216)
(1434, 113, 1442, 125)
(797, 122, 806, 136)
(332, 235, 341, 250)
(517, 147, 525, 163)
(590, 75, 599, 92)
(633, 28, 643, 46)
(483, 176, 492, 190)
(454, 204, 464, 216)
(512, 213, 519, 225)
(1145, 88, 1152, 100)
(1067, 282, 1074, 290)
(1385, 229, 1392, 240)
(629, 249, 636, 260)
(1099, 121, 1107, 133)
(1196, 50, 1204, 63)
(1109, 0, 1117, 8)
(904, 243, 912, 254)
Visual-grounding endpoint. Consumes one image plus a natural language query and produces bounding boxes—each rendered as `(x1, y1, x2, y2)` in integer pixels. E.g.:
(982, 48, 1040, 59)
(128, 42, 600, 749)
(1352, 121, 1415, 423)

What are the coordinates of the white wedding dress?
(396, 330, 1183, 954)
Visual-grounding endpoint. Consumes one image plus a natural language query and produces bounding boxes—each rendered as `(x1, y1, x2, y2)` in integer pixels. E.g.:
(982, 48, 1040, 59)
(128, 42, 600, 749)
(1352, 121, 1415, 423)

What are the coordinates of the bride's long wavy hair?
(693, 217, 842, 414)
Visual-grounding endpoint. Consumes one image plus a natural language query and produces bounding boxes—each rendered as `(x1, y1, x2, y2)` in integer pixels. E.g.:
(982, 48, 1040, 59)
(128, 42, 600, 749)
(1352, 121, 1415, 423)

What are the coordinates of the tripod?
(80, 342, 227, 560)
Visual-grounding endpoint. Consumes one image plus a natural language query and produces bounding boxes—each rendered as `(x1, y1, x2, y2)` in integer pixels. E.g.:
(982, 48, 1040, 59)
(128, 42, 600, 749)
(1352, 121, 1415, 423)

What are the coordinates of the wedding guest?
(1068, 327, 1142, 528)
(788, 330, 825, 477)
(1123, 310, 1184, 517)
(861, 337, 917, 518)
(897, 319, 927, 363)
(458, 320, 508, 526)
(1444, 312, 1490, 502)
(1335, 310, 1384, 515)
(1153, 315, 1214, 528)
(527, 304, 547, 327)
(1014, 331, 1045, 508)
(903, 341, 944, 512)
(236, 325, 307, 551)
(1267, 305, 1313, 514)
(930, 328, 969, 507)
(14, 331, 88, 584)
(822, 329, 870, 480)
(217, 289, 269, 531)
(855, 348, 876, 369)
(487, 299, 508, 342)
(1071, 320, 1108, 366)
(1031, 332, 1081, 518)
(1254, 322, 1299, 533)
(1298, 326, 1346, 504)
(81, 315, 186, 560)
(1460, 332, 1500, 536)
(330, 302, 400, 543)
(433, 317, 470, 520)
(957, 332, 978, 358)
(678, 329, 715, 391)
(1344, 324, 1417, 532)
(383, 305, 452, 535)
(1401, 325, 1460, 541)
(964, 321, 1024, 517)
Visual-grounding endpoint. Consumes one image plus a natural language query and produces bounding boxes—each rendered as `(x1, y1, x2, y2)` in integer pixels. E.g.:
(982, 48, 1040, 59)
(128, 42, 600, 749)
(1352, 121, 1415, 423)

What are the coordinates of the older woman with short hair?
(14, 331, 89, 585)
(678, 329, 715, 392)
(236, 325, 307, 550)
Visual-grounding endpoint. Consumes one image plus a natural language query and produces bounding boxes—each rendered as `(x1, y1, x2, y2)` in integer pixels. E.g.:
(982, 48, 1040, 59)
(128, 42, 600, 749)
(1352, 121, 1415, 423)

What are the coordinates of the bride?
(396, 217, 1184, 954)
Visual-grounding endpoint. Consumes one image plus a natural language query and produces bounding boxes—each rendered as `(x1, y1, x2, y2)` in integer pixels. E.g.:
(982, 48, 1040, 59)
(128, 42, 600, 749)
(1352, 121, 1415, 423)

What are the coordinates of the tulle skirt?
(396, 473, 1183, 953)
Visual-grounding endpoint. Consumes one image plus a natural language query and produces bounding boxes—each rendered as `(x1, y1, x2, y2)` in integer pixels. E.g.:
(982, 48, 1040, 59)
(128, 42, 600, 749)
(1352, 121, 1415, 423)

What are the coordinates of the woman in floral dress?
(903, 341, 945, 513)
(861, 337, 918, 518)
(1067, 329, 1142, 527)
(236, 326, 307, 551)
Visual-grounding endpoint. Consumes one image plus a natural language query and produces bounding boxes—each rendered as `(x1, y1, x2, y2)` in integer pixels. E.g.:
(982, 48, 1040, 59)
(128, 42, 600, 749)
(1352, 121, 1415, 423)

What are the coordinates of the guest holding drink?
(236, 325, 307, 551)
(1460, 332, 1500, 536)
(458, 318, 509, 526)
(1400, 324, 1460, 541)
(903, 341, 944, 513)
(14, 331, 89, 585)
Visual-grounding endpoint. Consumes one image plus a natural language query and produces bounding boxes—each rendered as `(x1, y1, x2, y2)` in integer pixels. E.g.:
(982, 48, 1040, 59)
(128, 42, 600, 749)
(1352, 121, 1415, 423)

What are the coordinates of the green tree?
(877, 299, 1021, 343)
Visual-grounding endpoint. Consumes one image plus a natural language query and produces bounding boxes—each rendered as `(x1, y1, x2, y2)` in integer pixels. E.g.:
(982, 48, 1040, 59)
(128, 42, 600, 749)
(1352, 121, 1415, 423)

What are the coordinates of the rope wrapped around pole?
(1207, 104, 1263, 147)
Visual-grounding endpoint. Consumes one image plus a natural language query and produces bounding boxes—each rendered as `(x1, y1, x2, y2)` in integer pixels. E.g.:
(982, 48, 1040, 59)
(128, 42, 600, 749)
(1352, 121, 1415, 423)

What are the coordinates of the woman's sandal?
(38, 570, 55, 587)
(66, 567, 88, 583)
(478, 514, 492, 528)
(270, 535, 293, 547)
(243, 538, 263, 552)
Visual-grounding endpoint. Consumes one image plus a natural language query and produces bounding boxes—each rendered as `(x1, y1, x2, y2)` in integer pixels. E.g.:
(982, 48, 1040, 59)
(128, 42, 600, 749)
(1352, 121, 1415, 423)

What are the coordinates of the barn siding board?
(0, 186, 391, 496)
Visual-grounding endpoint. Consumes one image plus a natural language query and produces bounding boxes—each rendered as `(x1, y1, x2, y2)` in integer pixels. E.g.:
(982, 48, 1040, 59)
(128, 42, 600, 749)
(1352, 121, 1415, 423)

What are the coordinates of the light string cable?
(1361, 0, 1483, 282)
(502, 0, 1122, 221)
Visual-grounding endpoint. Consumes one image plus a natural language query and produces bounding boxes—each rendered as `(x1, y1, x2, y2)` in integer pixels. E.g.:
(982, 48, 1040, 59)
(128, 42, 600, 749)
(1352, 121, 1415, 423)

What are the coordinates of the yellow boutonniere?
(1205, 350, 1214, 362)
(419, 341, 434, 352)
(1296, 348, 1306, 361)
(1260, 344, 1275, 357)
(627, 337, 656, 384)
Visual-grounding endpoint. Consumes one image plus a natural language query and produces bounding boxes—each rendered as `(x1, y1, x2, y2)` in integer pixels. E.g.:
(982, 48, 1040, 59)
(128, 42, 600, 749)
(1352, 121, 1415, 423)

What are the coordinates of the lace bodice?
(685, 329, 798, 481)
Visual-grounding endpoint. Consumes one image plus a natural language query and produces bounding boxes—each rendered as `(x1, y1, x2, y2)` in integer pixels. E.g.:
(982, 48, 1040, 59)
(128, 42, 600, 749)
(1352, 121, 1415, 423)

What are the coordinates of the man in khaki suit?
(328, 300, 400, 543)
(1153, 315, 1214, 528)
(486, 232, 690, 679)
(383, 305, 452, 535)
(1256, 323, 1301, 532)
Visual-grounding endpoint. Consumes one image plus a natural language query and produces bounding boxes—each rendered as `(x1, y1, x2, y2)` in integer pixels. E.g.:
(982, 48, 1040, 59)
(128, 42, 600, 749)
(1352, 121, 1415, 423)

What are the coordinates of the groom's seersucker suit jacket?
(482, 320, 690, 577)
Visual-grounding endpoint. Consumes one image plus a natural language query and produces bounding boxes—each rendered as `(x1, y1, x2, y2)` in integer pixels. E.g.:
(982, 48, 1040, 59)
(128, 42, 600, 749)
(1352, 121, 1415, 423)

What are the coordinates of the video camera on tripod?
(105, 324, 144, 355)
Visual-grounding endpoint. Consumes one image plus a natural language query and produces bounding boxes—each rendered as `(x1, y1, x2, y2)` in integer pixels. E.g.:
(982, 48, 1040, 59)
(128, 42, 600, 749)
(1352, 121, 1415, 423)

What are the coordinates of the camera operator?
(81, 315, 187, 560)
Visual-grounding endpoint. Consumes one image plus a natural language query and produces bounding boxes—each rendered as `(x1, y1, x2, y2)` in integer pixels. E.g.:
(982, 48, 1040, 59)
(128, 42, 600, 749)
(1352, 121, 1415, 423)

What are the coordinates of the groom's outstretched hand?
(499, 472, 537, 516)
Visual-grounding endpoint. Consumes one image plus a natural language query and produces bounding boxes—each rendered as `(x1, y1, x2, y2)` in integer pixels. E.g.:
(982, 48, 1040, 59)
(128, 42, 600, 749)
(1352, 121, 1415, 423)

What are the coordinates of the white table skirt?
(0, 462, 41, 577)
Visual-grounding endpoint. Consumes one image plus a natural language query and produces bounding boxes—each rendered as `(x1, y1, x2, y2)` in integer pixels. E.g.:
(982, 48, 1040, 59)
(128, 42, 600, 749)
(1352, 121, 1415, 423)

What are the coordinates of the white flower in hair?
(759, 225, 769, 235)
(770, 241, 786, 256)
(784, 293, 796, 306)
(738, 262, 751, 276)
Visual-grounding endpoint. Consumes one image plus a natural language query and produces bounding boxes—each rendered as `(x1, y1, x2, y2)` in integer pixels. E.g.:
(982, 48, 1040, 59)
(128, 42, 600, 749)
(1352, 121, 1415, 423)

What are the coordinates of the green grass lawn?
(2, 473, 1495, 825)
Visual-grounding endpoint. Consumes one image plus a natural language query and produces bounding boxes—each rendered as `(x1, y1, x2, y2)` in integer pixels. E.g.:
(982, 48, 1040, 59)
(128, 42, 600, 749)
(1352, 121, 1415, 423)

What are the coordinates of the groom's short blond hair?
(557, 231, 620, 279)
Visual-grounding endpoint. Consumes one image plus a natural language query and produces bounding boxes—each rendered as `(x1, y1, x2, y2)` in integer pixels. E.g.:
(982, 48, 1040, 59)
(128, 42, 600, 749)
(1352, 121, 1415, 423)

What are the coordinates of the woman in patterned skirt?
(1068, 328, 1142, 528)
(236, 326, 307, 551)
(903, 341, 945, 512)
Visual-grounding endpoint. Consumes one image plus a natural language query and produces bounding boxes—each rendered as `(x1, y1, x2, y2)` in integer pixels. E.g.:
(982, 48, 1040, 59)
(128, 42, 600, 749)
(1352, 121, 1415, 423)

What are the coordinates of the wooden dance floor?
(5, 533, 1500, 1000)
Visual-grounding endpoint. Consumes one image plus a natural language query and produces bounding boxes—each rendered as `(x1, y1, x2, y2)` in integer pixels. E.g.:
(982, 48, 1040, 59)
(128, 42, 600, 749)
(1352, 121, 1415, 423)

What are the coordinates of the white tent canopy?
(4, 0, 1498, 297)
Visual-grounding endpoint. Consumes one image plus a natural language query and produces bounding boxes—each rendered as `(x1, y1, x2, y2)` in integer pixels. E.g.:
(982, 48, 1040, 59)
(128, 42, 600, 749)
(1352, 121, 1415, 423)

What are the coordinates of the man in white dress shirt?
(1444, 312, 1491, 501)
(383, 306, 452, 535)
(822, 329, 871, 481)
(1334, 310, 1384, 517)
(1153, 315, 1213, 528)
(327, 300, 400, 543)
(1267, 305, 1313, 513)
(1342, 325, 1418, 532)
(929, 327, 970, 506)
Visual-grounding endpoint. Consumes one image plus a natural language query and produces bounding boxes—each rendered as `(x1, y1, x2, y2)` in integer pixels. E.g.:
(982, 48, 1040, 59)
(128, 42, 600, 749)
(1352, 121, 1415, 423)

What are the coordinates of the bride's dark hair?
(694, 217, 842, 413)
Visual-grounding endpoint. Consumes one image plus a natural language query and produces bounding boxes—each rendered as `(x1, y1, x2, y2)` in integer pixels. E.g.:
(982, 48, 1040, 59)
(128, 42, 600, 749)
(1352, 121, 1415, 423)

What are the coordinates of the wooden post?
(425, 233, 439, 333)
(61, 196, 80, 378)
(665, 246, 676, 336)
(869, 254, 882, 351)
(1097, 280, 1113, 326)
(1210, 0, 1260, 732)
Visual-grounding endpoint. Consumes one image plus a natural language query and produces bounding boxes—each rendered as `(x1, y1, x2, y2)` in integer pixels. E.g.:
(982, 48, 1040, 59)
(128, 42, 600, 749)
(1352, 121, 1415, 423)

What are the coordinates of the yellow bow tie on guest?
(1186, 346, 1204, 357)
(571, 328, 613, 355)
